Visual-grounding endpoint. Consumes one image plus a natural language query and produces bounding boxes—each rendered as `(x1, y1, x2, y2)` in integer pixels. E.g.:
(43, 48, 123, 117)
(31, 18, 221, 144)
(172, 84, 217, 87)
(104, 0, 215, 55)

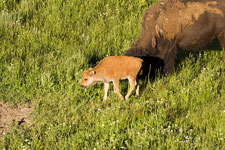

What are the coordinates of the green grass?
(0, 0, 225, 149)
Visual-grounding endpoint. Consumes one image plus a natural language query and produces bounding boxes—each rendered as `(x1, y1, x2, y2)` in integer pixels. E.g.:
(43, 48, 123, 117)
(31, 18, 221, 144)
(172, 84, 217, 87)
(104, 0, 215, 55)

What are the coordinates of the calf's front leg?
(103, 82, 109, 103)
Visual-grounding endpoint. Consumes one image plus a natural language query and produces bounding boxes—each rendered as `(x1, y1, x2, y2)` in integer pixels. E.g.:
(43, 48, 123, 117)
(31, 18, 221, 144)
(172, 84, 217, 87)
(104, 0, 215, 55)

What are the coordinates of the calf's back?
(94, 56, 142, 80)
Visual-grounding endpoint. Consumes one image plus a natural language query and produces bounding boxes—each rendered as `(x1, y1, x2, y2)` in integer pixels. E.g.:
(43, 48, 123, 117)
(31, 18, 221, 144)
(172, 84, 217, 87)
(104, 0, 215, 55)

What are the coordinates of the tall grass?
(0, 0, 225, 149)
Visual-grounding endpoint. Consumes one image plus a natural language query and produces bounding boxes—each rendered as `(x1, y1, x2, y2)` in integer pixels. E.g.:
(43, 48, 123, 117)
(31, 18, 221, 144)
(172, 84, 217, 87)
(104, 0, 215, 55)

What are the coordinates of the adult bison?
(125, 0, 225, 74)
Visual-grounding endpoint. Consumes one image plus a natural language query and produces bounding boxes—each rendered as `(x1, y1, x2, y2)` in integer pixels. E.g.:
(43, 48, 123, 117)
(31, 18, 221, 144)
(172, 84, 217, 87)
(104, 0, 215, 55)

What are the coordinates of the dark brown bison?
(125, 0, 225, 74)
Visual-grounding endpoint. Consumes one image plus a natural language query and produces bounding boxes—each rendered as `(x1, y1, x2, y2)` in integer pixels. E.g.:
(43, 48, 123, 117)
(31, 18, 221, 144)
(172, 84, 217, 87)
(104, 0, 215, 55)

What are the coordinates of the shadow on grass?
(86, 53, 104, 68)
(175, 38, 222, 72)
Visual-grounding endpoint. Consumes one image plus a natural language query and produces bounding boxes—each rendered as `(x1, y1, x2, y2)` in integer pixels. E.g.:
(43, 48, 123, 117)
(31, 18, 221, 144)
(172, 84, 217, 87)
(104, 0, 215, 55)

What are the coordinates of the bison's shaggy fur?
(125, 0, 225, 74)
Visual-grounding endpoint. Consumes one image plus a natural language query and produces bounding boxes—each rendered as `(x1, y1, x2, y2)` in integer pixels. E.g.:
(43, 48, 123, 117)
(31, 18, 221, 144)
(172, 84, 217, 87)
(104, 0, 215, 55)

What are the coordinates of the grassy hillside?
(0, 0, 225, 149)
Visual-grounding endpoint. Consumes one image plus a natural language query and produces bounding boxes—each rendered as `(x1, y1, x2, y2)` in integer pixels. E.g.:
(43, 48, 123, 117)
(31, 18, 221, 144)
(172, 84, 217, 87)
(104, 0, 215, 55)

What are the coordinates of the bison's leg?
(103, 82, 109, 103)
(125, 77, 136, 100)
(163, 49, 178, 74)
(217, 30, 225, 63)
(113, 80, 124, 100)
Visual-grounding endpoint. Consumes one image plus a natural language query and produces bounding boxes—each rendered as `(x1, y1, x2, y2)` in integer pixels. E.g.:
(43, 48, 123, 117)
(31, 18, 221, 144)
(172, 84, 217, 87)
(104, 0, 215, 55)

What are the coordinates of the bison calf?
(81, 56, 143, 102)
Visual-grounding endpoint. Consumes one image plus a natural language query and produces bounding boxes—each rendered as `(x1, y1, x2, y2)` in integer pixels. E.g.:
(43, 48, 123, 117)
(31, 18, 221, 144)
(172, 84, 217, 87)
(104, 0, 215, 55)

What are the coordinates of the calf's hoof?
(102, 99, 107, 103)
(125, 95, 129, 100)
(120, 96, 125, 100)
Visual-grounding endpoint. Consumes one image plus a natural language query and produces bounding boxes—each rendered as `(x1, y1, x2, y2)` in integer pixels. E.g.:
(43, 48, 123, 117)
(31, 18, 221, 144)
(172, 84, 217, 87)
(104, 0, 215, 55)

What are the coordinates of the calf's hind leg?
(217, 30, 225, 63)
(113, 80, 124, 100)
(136, 82, 140, 97)
(125, 77, 136, 100)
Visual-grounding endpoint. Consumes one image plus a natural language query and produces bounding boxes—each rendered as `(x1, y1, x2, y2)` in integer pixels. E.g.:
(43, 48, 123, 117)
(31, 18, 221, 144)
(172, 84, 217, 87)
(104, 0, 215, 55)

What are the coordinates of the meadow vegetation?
(0, 0, 225, 149)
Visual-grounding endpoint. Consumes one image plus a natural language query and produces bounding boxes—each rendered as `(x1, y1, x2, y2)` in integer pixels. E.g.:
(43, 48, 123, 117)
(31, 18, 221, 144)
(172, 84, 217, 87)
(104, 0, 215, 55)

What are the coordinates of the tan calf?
(80, 56, 143, 102)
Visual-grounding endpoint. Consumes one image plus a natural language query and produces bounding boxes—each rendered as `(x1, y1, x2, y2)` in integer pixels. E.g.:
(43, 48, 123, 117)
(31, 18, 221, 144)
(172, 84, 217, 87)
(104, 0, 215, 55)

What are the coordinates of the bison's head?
(124, 47, 159, 57)
(125, 47, 148, 56)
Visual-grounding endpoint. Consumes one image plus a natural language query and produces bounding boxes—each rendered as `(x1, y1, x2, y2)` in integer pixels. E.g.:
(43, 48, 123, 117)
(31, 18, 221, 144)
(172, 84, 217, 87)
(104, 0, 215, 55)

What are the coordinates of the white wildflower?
(25, 139, 29, 142)
(201, 67, 206, 72)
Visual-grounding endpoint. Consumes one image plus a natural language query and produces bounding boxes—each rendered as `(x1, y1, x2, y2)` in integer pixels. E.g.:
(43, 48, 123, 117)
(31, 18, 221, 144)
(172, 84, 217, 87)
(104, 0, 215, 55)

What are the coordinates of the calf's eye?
(84, 78, 88, 81)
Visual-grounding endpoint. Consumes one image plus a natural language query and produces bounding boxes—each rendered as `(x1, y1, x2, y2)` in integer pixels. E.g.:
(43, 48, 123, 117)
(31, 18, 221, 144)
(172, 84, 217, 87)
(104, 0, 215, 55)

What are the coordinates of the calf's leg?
(103, 82, 109, 103)
(113, 80, 124, 100)
(125, 77, 136, 100)
(135, 79, 140, 96)
(136, 83, 140, 96)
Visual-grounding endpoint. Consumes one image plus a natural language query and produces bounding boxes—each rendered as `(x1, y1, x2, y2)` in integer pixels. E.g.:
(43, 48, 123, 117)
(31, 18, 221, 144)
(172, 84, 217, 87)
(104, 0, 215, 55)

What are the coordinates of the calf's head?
(80, 68, 96, 88)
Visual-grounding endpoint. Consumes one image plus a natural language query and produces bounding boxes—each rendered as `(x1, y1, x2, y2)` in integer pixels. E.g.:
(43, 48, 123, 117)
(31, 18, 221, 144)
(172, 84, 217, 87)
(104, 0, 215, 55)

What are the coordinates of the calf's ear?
(89, 70, 96, 76)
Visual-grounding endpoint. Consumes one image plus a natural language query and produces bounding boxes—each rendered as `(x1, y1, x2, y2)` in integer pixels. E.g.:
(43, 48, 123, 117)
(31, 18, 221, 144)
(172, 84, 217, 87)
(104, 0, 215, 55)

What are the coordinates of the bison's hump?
(152, 0, 225, 40)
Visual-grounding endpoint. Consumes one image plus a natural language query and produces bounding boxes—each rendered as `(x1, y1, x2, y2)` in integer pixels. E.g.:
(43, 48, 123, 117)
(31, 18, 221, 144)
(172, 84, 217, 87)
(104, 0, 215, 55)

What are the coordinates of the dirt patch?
(0, 102, 33, 136)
